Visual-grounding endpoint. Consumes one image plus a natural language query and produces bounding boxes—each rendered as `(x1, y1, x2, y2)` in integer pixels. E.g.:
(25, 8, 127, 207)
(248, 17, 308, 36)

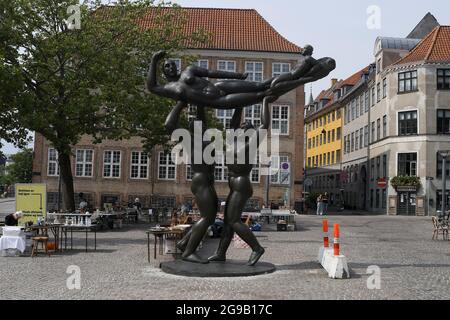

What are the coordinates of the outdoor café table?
(27, 224, 63, 252)
(61, 225, 97, 253)
(49, 213, 92, 226)
(146, 228, 185, 263)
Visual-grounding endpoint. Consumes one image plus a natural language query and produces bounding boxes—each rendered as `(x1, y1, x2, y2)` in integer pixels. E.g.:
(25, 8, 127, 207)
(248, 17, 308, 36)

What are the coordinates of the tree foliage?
(1, 0, 207, 210)
(0, 148, 33, 185)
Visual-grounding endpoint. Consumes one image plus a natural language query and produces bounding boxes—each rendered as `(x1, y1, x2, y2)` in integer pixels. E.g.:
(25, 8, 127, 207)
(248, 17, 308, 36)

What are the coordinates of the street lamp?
(264, 161, 272, 208)
(438, 151, 450, 219)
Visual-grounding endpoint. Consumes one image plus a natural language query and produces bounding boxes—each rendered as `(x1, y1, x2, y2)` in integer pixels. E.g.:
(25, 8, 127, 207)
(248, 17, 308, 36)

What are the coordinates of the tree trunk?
(58, 151, 75, 212)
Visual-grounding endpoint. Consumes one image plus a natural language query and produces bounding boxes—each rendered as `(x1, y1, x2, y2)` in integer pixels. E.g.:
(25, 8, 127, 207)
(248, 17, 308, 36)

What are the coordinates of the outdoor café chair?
(31, 236, 50, 257)
(432, 216, 449, 240)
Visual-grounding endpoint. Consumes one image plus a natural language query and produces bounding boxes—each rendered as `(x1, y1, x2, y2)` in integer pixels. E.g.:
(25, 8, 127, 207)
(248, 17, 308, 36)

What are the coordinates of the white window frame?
(250, 155, 260, 184)
(186, 164, 193, 181)
(396, 151, 418, 177)
(396, 108, 419, 136)
(103, 150, 121, 179)
(244, 104, 262, 127)
(217, 60, 236, 72)
(195, 59, 209, 69)
(270, 155, 290, 185)
(272, 62, 291, 78)
(214, 154, 228, 182)
(130, 151, 149, 180)
(245, 61, 264, 82)
(158, 152, 176, 181)
(216, 109, 234, 129)
(272, 105, 290, 135)
(75, 149, 94, 178)
(47, 148, 59, 177)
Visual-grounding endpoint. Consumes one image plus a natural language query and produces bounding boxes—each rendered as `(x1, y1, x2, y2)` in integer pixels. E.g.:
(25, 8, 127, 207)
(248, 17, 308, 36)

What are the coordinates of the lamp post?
(264, 161, 272, 208)
(439, 151, 450, 219)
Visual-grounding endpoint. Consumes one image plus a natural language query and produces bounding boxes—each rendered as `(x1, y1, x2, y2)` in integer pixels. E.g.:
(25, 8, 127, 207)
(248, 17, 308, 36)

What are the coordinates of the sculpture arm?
(231, 108, 243, 130)
(165, 101, 187, 134)
(260, 96, 274, 130)
(196, 106, 208, 128)
(147, 51, 166, 94)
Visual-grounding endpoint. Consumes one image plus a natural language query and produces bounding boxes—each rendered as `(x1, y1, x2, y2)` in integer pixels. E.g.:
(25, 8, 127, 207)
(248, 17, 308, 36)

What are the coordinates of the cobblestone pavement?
(1, 215, 449, 300)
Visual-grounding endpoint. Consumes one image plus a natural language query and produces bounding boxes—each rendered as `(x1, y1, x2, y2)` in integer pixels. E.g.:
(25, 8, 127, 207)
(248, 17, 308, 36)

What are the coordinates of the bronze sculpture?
(147, 46, 335, 266)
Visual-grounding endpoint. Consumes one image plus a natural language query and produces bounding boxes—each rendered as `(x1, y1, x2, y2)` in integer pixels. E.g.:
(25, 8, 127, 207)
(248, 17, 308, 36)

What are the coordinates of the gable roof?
(407, 12, 440, 39)
(305, 65, 370, 121)
(139, 7, 302, 53)
(395, 26, 450, 65)
(312, 66, 369, 105)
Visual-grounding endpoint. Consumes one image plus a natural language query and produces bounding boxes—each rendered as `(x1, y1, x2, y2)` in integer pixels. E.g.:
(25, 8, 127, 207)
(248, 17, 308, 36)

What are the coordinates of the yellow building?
(305, 81, 343, 170)
(304, 80, 344, 205)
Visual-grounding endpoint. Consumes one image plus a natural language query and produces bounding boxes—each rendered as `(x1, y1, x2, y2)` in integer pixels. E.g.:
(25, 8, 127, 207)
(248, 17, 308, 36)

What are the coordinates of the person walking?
(322, 192, 329, 215)
(316, 194, 324, 216)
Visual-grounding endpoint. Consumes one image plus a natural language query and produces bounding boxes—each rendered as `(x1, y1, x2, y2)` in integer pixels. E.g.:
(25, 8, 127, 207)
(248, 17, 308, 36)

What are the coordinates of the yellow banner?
(15, 183, 47, 226)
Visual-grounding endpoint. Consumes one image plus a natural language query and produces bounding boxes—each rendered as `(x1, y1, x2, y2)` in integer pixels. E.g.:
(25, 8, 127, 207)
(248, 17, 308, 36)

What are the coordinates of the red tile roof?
(395, 26, 450, 65)
(313, 66, 369, 106)
(341, 66, 369, 86)
(138, 7, 302, 53)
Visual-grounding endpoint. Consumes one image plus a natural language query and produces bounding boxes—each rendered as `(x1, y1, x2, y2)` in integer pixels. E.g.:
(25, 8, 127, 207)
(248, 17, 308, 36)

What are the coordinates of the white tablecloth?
(2, 226, 25, 237)
(0, 236, 26, 253)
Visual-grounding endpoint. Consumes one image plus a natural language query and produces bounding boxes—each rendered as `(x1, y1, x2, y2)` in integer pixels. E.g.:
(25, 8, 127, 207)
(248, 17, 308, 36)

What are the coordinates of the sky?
(2, 0, 450, 155)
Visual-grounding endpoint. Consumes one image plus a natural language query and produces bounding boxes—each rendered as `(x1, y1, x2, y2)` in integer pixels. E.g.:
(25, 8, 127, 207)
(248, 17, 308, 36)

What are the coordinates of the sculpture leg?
(181, 174, 217, 264)
(208, 196, 234, 262)
(214, 80, 270, 94)
(208, 224, 233, 262)
(176, 228, 192, 252)
(225, 178, 265, 266)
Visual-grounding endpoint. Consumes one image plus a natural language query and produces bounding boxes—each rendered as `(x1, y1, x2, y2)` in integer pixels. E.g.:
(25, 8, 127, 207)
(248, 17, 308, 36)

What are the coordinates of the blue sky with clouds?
(2, 0, 450, 154)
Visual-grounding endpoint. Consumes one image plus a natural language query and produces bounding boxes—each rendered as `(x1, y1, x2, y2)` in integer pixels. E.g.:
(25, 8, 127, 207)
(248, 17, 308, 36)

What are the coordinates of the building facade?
(341, 66, 372, 211)
(31, 8, 306, 212)
(304, 79, 344, 207)
(369, 26, 450, 216)
(307, 23, 450, 216)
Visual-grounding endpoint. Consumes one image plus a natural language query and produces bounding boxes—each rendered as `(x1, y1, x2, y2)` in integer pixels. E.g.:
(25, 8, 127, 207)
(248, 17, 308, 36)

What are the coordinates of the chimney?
(331, 78, 338, 87)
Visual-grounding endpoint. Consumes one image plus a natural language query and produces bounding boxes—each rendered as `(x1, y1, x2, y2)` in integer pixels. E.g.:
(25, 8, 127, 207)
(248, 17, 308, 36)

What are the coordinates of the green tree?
(0, 1, 29, 150)
(0, 149, 33, 184)
(1, 0, 206, 210)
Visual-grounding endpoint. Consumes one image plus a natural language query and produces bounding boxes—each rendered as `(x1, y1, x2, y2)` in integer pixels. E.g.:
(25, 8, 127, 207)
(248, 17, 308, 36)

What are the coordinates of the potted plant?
(390, 176, 422, 190)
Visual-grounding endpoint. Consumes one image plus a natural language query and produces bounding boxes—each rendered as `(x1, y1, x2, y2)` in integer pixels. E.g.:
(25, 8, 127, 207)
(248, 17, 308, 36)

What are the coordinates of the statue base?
(160, 259, 276, 278)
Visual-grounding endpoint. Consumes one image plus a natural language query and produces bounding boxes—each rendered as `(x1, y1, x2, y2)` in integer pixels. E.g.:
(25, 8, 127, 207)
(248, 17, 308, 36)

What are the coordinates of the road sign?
(281, 162, 289, 170)
(15, 183, 47, 226)
(377, 178, 387, 188)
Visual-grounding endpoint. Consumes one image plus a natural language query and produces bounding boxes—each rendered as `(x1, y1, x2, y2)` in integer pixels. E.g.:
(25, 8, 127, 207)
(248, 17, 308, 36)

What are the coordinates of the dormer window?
(334, 90, 341, 100)
(321, 99, 330, 108)
(377, 58, 382, 74)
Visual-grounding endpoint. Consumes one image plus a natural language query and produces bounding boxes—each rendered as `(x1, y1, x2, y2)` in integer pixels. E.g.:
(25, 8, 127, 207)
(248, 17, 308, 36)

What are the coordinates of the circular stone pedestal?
(160, 259, 276, 278)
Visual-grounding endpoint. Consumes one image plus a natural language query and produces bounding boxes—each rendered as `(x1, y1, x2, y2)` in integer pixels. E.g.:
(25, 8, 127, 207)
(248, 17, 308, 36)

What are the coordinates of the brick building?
(31, 8, 306, 212)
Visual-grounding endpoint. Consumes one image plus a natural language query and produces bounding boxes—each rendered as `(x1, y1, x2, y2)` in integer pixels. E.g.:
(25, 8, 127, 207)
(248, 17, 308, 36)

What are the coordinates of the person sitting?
(78, 193, 88, 213)
(170, 211, 179, 227)
(5, 211, 22, 226)
(133, 198, 142, 222)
